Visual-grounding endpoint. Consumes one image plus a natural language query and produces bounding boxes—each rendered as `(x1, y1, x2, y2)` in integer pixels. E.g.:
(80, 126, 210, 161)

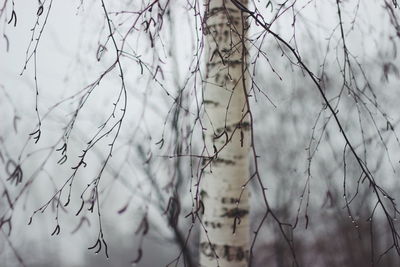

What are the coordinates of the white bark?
(200, 0, 250, 266)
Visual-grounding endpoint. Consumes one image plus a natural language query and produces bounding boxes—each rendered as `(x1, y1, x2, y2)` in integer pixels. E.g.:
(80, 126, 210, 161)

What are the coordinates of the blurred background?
(1, 0, 400, 266)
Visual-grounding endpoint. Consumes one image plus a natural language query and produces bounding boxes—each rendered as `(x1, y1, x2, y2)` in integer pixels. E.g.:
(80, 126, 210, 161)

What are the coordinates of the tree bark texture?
(200, 0, 250, 266)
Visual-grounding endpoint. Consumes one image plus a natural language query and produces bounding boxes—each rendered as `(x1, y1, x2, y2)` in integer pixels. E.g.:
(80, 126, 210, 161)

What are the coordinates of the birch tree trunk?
(200, 0, 250, 266)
